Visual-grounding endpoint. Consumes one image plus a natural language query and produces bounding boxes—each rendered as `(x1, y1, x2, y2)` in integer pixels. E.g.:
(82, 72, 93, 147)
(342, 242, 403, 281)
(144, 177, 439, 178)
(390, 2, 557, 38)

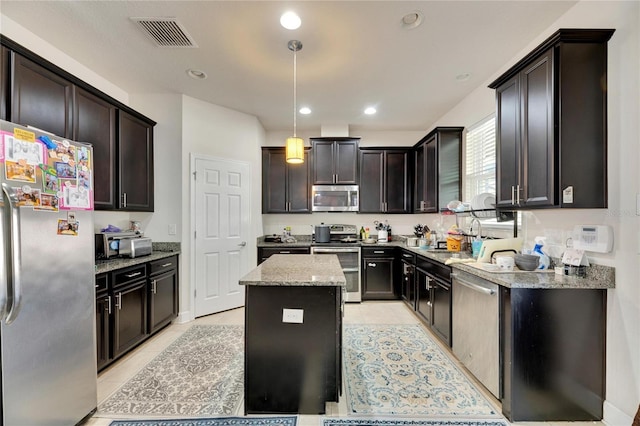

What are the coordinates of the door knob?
(238, 241, 247, 247)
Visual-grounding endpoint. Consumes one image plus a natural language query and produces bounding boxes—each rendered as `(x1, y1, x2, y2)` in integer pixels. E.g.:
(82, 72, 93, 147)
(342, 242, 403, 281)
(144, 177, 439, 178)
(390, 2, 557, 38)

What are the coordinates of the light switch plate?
(168, 224, 177, 235)
(282, 308, 304, 324)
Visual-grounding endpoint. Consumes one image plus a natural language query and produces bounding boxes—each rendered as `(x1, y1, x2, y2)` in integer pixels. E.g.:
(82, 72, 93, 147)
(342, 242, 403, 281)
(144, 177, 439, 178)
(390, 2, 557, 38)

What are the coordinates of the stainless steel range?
(311, 224, 361, 302)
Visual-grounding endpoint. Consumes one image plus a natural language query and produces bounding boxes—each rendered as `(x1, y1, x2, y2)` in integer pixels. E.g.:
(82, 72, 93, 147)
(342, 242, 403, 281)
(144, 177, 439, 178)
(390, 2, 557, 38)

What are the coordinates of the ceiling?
(1, 1, 577, 133)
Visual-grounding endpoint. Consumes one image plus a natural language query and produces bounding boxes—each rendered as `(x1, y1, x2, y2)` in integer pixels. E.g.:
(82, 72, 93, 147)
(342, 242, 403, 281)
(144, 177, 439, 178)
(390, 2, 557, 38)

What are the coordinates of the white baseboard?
(176, 310, 194, 324)
(603, 400, 634, 426)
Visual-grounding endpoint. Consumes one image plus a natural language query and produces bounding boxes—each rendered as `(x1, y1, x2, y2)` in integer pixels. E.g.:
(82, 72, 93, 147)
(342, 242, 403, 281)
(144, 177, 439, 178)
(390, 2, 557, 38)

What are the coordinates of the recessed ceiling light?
(280, 11, 301, 30)
(186, 69, 207, 79)
(401, 11, 424, 30)
(299, 107, 311, 115)
(455, 73, 471, 81)
(364, 107, 377, 115)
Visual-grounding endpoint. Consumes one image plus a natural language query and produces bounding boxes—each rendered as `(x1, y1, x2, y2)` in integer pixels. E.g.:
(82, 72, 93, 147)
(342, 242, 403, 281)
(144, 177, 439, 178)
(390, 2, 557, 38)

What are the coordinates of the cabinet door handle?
(125, 271, 142, 278)
(516, 184, 522, 204)
(425, 276, 431, 290)
(511, 186, 515, 205)
(115, 293, 122, 310)
(122, 192, 127, 208)
(152, 279, 157, 294)
(279, 251, 291, 254)
(373, 250, 384, 254)
(368, 263, 377, 267)
(403, 253, 412, 258)
(106, 296, 112, 315)
(161, 262, 173, 267)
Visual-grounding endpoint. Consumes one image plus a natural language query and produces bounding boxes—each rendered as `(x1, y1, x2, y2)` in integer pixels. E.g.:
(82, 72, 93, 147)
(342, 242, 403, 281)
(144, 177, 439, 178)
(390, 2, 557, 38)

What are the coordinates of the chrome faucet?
(469, 218, 482, 238)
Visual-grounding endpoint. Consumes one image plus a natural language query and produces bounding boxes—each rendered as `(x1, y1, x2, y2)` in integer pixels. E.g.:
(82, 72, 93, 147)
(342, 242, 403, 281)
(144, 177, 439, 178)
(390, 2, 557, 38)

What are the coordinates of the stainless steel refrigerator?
(0, 119, 97, 425)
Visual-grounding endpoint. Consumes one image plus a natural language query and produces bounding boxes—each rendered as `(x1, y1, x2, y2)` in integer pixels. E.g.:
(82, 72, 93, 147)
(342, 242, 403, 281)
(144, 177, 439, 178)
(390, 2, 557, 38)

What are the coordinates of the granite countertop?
(239, 254, 346, 287)
(256, 236, 614, 290)
(452, 262, 614, 289)
(95, 242, 181, 274)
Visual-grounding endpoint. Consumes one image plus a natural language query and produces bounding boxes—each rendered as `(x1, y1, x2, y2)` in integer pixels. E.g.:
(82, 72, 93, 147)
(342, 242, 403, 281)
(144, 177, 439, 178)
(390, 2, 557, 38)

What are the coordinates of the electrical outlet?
(282, 308, 304, 324)
(168, 224, 177, 235)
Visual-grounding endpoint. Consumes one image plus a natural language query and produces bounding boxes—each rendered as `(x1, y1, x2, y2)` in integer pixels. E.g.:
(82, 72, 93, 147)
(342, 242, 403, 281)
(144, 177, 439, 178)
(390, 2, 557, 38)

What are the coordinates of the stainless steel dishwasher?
(451, 270, 500, 398)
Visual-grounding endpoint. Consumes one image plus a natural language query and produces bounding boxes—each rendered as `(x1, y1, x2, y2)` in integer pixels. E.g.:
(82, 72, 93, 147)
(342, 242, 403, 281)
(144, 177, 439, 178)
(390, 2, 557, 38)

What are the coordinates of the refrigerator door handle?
(2, 183, 23, 324)
(0, 186, 7, 320)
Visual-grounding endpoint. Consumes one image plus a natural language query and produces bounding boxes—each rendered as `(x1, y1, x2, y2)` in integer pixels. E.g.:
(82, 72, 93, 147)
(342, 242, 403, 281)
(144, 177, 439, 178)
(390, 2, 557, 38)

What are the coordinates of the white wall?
(0, 16, 128, 105)
(429, 2, 640, 424)
(127, 93, 183, 242)
(180, 96, 265, 320)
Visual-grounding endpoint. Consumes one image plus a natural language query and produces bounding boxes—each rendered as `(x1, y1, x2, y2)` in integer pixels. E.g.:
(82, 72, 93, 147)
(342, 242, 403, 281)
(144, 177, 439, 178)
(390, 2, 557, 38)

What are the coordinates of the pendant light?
(285, 40, 304, 164)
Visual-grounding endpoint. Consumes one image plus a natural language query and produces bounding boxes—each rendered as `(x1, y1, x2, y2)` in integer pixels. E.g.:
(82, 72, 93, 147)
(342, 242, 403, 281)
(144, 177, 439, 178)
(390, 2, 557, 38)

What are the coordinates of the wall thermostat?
(572, 225, 613, 253)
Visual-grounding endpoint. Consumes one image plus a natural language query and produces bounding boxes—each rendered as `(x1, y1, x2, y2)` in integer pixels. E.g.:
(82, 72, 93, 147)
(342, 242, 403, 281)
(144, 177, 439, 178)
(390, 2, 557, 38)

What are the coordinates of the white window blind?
(465, 115, 496, 202)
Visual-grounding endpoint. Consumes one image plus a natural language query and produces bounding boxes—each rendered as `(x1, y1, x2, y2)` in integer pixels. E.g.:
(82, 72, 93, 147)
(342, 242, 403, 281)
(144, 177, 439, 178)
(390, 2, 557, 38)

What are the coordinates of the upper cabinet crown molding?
(489, 28, 615, 89)
(490, 28, 614, 210)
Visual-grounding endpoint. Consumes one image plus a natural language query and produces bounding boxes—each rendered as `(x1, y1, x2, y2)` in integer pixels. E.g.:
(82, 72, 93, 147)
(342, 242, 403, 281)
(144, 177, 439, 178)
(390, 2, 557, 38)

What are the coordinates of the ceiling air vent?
(131, 17, 198, 48)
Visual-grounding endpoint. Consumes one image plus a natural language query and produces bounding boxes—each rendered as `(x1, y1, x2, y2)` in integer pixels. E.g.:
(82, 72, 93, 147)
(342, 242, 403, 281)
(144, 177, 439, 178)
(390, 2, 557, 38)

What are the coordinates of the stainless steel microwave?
(312, 185, 359, 212)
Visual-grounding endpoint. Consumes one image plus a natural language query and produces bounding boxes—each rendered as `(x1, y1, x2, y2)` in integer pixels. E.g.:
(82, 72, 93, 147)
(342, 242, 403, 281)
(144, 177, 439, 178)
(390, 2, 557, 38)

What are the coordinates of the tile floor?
(86, 301, 603, 426)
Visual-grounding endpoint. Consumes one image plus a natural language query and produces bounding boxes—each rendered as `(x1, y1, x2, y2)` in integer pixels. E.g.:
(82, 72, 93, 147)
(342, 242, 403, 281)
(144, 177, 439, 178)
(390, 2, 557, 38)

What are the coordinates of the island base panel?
(244, 285, 341, 414)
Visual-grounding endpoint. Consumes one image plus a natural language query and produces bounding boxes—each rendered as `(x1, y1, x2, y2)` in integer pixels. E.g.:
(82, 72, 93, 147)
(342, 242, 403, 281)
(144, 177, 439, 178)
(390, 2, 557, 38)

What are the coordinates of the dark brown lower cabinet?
(430, 279, 451, 346)
(414, 255, 452, 347)
(415, 268, 432, 324)
(361, 247, 398, 300)
(149, 268, 179, 334)
(97, 255, 179, 372)
(112, 280, 148, 359)
(95, 293, 111, 371)
(502, 287, 606, 422)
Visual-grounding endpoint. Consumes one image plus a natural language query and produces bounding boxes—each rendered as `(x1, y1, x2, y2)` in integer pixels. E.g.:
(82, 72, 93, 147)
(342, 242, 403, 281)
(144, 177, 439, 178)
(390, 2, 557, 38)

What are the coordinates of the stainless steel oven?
(311, 224, 362, 302)
(310, 246, 361, 302)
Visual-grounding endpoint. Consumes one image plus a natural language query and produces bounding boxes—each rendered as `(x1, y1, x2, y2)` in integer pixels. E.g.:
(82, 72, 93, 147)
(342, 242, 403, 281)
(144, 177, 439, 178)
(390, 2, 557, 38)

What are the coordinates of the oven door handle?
(312, 248, 360, 253)
(342, 267, 359, 273)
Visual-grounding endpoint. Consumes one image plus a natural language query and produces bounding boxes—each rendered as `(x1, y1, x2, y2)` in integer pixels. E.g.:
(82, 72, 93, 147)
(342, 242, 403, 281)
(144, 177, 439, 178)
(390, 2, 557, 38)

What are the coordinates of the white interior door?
(192, 155, 250, 317)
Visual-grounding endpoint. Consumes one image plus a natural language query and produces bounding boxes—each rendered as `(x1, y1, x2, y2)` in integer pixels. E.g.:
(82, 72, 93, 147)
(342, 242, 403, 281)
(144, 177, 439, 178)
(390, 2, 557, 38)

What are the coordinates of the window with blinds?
(465, 115, 496, 202)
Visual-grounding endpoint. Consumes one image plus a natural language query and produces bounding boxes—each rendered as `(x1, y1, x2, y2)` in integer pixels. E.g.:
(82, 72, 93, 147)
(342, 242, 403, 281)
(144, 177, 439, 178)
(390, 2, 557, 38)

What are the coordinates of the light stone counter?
(256, 236, 615, 289)
(95, 242, 181, 274)
(239, 254, 346, 287)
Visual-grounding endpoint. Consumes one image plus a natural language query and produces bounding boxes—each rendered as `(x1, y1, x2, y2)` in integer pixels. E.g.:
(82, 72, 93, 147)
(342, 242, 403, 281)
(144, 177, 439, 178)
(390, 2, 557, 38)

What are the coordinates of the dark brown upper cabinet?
(359, 148, 411, 213)
(490, 29, 614, 209)
(1, 46, 8, 121)
(262, 147, 311, 213)
(10, 52, 73, 138)
(414, 127, 462, 213)
(1, 37, 156, 212)
(73, 86, 117, 210)
(119, 111, 154, 211)
(311, 138, 359, 185)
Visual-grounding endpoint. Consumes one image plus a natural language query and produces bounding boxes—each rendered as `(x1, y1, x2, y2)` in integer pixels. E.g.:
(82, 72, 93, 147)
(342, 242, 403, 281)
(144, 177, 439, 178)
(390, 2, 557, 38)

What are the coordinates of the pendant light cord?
(293, 49, 297, 138)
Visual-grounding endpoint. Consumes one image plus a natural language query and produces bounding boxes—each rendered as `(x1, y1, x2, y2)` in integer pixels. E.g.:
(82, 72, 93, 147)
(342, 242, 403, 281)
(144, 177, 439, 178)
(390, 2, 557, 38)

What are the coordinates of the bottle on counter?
(365, 227, 370, 239)
(387, 226, 392, 242)
(360, 226, 366, 240)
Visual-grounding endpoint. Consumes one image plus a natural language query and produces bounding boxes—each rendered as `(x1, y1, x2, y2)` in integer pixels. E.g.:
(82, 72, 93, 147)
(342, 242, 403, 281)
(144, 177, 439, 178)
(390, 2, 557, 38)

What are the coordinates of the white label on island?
(282, 308, 304, 324)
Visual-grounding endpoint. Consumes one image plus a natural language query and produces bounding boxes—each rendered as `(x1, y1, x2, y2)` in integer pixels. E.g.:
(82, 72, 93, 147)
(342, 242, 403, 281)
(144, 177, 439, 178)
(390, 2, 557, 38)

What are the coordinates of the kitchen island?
(240, 254, 346, 414)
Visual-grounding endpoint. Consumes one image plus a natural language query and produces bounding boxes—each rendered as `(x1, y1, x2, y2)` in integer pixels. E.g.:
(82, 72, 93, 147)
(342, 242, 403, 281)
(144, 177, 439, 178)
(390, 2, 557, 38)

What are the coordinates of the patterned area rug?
(110, 417, 297, 426)
(322, 419, 508, 426)
(343, 325, 500, 418)
(98, 325, 244, 417)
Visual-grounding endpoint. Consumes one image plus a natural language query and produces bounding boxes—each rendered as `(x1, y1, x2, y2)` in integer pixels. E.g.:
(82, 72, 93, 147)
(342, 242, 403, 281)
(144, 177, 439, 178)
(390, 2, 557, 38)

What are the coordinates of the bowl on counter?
(514, 253, 539, 271)
(406, 237, 419, 247)
(362, 238, 377, 244)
